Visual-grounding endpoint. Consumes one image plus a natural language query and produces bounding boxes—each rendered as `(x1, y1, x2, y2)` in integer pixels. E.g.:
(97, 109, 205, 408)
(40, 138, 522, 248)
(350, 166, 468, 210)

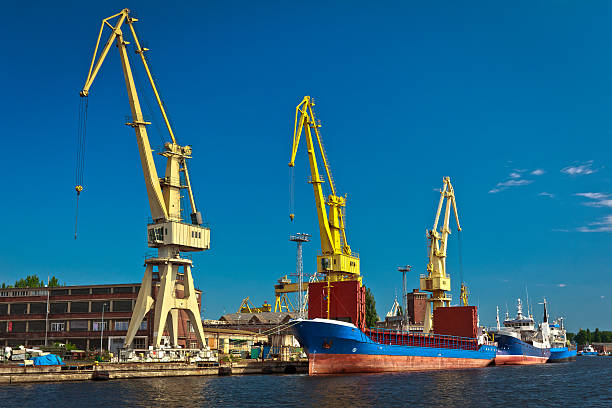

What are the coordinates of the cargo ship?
(491, 298, 551, 365)
(292, 279, 496, 375)
(291, 318, 497, 375)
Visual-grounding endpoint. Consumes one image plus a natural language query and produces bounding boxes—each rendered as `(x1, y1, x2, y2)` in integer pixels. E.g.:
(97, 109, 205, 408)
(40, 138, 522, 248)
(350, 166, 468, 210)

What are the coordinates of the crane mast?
(79, 9, 210, 349)
(289, 96, 360, 283)
(420, 177, 461, 333)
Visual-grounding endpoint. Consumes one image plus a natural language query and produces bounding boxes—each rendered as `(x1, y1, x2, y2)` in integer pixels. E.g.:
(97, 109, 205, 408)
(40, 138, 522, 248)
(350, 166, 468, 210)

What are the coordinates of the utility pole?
(290, 233, 311, 318)
(398, 265, 411, 330)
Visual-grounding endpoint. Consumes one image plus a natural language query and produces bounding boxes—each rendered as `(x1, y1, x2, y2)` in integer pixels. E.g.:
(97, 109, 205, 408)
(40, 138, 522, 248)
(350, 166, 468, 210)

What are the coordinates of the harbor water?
(1, 357, 610, 407)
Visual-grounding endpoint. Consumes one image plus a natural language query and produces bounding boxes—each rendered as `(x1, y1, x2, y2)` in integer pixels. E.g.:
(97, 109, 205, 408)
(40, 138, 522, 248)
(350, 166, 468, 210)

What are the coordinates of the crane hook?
(74, 185, 84, 240)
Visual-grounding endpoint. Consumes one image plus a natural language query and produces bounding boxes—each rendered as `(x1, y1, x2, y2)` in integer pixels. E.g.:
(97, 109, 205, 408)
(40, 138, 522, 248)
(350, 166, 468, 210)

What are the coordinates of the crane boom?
(421, 177, 462, 332)
(289, 96, 359, 281)
(78, 9, 210, 349)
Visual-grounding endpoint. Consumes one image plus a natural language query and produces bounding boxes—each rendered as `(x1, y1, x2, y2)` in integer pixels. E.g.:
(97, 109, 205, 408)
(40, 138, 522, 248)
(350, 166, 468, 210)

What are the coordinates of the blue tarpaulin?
(32, 354, 64, 366)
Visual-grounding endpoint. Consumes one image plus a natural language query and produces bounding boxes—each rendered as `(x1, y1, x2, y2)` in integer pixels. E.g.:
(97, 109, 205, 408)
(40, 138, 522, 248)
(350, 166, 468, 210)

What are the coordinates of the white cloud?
(489, 168, 540, 194)
(577, 215, 612, 232)
(575, 192, 612, 208)
(561, 160, 597, 176)
(538, 192, 554, 198)
(497, 179, 533, 188)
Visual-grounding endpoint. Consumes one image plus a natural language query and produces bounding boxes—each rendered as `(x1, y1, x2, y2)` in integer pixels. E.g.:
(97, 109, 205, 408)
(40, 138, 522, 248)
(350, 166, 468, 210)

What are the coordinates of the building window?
(91, 301, 109, 313)
(50, 302, 68, 314)
(10, 303, 27, 315)
(92, 321, 108, 331)
(92, 287, 111, 295)
(133, 337, 146, 349)
(29, 303, 47, 314)
(140, 320, 147, 330)
(115, 321, 129, 331)
(113, 286, 133, 294)
(112, 300, 132, 312)
(70, 320, 88, 331)
(28, 321, 46, 332)
(11, 321, 26, 332)
(70, 302, 89, 313)
(50, 322, 65, 332)
(71, 288, 90, 295)
(0, 304, 8, 315)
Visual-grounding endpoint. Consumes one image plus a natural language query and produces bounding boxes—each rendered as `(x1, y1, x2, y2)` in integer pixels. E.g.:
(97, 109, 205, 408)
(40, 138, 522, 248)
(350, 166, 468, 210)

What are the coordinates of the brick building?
(0, 282, 202, 353)
(407, 289, 428, 325)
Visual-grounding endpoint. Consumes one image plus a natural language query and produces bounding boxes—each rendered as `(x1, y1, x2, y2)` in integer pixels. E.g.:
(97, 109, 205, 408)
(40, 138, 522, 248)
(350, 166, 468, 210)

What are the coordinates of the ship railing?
(364, 327, 480, 351)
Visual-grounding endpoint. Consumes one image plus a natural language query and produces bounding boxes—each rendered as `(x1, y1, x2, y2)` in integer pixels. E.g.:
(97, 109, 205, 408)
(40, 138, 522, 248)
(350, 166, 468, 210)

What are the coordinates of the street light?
(100, 302, 108, 356)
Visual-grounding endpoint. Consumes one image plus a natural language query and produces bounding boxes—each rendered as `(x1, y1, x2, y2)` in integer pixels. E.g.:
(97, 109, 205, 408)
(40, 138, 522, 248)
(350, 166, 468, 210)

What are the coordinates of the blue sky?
(1, 1, 611, 332)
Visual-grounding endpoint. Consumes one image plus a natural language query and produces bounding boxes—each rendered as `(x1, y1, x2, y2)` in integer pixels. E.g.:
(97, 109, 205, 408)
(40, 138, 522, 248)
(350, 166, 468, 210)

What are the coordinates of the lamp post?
(100, 303, 108, 355)
(44, 277, 50, 346)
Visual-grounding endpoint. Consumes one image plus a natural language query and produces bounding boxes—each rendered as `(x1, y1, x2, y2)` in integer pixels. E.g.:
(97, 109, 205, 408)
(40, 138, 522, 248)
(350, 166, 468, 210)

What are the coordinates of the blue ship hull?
(495, 333, 550, 365)
(291, 318, 497, 375)
(548, 347, 577, 362)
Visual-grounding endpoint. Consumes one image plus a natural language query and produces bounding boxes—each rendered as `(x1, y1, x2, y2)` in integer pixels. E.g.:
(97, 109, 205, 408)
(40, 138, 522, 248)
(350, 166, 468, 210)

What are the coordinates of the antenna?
(525, 285, 531, 318)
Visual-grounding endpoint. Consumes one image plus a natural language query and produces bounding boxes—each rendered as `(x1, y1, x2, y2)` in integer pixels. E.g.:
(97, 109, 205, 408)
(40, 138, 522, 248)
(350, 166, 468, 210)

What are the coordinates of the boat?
(547, 317, 577, 363)
(491, 298, 551, 365)
(291, 318, 497, 375)
(579, 345, 598, 356)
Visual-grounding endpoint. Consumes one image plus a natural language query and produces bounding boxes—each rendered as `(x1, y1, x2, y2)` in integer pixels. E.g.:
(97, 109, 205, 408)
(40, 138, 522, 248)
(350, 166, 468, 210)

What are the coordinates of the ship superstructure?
(548, 317, 577, 362)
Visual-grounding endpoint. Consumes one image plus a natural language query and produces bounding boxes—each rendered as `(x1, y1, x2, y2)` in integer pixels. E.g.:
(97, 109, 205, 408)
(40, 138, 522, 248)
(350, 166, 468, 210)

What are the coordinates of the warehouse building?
(0, 282, 203, 353)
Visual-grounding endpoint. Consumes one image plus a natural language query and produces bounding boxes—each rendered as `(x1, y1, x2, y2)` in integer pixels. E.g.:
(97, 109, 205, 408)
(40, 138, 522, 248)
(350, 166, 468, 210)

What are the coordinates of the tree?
(567, 332, 575, 343)
(586, 328, 592, 344)
(365, 287, 378, 328)
(14, 275, 43, 288)
(3, 274, 62, 288)
(594, 328, 601, 343)
(48, 276, 61, 287)
(575, 329, 587, 345)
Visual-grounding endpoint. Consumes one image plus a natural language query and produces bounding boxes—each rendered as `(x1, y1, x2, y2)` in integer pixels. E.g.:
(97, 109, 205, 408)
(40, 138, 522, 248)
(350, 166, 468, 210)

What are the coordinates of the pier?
(0, 360, 307, 384)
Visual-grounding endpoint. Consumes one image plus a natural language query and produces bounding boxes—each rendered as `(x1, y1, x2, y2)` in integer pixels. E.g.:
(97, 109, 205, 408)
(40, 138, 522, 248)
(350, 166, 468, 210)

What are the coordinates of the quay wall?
(0, 360, 307, 384)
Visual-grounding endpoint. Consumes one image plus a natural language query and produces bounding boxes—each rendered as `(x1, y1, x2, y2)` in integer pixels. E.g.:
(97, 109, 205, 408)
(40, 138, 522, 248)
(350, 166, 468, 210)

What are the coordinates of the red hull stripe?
(494, 355, 549, 365)
(309, 353, 493, 375)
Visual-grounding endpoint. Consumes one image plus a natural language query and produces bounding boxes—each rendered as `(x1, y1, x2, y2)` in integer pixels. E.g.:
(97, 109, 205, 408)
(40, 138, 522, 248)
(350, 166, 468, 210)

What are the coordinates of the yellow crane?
(238, 297, 272, 313)
(420, 177, 462, 333)
(78, 9, 210, 349)
(289, 96, 360, 283)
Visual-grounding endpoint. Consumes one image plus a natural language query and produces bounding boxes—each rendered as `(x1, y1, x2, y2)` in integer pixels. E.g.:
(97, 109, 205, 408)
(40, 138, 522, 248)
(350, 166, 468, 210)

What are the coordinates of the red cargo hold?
(433, 306, 478, 338)
(308, 280, 366, 330)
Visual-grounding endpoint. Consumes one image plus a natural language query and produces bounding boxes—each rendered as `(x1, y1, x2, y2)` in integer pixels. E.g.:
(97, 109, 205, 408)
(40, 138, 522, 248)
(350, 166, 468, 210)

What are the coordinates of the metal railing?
(365, 327, 479, 351)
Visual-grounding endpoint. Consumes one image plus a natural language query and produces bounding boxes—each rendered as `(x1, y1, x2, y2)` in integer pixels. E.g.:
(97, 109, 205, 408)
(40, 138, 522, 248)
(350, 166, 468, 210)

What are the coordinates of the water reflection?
(0, 358, 610, 408)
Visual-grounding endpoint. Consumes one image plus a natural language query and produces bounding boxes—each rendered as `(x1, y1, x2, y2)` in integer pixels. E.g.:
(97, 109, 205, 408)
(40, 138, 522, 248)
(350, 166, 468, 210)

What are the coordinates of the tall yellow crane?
(289, 96, 360, 283)
(78, 9, 210, 349)
(420, 177, 461, 333)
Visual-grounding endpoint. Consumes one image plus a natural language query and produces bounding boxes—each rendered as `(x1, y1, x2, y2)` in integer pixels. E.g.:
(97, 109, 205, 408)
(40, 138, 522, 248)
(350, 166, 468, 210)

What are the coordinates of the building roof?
(219, 312, 296, 325)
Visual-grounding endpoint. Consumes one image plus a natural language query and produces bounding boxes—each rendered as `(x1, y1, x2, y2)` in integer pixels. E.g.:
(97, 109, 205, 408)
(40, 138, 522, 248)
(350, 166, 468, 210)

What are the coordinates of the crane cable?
(289, 166, 295, 221)
(75, 97, 89, 240)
